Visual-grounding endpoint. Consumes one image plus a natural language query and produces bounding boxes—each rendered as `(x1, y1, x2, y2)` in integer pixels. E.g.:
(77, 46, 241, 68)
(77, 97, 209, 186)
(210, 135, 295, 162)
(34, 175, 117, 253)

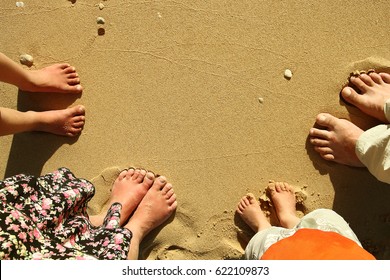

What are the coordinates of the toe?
(309, 127, 331, 140)
(117, 169, 128, 181)
(167, 194, 177, 206)
(64, 66, 76, 74)
(310, 137, 329, 147)
(359, 74, 375, 86)
(379, 72, 390, 84)
(162, 183, 173, 195)
(368, 72, 383, 84)
(165, 188, 174, 199)
(153, 176, 167, 190)
(322, 153, 335, 161)
(341, 86, 365, 107)
(350, 76, 369, 91)
(135, 169, 147, 183)
(315, 113, 338, 129)
(143, 172, 155, 188)
(59, 63, 71, 70)
(67, 77, 81, 85)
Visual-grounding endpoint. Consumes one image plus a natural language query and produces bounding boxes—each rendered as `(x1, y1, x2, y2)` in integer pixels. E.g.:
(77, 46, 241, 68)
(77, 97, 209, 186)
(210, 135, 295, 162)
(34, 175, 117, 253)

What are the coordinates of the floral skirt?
(0, 167, 131, 260)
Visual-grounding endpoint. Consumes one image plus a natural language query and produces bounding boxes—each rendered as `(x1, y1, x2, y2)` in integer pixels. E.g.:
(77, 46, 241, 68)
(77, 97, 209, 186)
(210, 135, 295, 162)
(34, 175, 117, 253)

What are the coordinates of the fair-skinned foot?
(30, 105, 86, 137)
(267, 182, 300, 229)
(341, 72, 390, 123)
(309, 113, 364, 167)
(236, 193, 271, 232)
(125, 176, 177, 259)
(90, 168, 155, 227)
(22, 63, 83, 94)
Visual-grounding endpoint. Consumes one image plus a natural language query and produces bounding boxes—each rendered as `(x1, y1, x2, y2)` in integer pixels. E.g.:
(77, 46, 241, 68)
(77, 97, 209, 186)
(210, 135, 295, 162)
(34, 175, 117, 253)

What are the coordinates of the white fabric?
(355, 99, 390, 184)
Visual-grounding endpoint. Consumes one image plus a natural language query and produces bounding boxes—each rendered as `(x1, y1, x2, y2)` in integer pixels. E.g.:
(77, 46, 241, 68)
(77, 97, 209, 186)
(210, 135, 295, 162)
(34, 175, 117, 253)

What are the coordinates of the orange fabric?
(261, 229, 375, 260)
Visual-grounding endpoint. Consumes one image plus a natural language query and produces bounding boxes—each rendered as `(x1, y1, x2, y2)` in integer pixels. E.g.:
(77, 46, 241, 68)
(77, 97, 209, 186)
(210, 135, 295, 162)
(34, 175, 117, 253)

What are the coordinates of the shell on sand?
(284, 69, 293, 79)
(19, 54, 33, 67)
(97, 17, 105, 24)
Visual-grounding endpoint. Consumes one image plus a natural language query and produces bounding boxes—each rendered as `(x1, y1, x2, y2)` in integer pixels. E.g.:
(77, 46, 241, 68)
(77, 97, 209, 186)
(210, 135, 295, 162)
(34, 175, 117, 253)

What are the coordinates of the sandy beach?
(1, 0, 389, 259)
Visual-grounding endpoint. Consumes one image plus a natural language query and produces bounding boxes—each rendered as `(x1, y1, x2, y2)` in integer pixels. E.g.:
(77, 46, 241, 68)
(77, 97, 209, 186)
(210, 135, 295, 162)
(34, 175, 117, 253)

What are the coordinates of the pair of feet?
(309, 71, 390, 167)
(237, 182, 300, 232)
(91, 168, 177, 251)
(18, 63, 86, 137)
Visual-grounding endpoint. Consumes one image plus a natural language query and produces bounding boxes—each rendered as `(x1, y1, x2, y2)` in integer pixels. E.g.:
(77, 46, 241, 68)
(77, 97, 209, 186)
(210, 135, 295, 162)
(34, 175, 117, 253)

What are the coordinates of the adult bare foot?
(309, 113, 364, 167)
(30, 105, 86, 137)
(341, 72, 390, 123)
(90, 169, 155, 227)
(267, 182, 300, 229)
(22, 63, 83, 94)
(125, 176, 177, 259)
(236, 193, 271, 232)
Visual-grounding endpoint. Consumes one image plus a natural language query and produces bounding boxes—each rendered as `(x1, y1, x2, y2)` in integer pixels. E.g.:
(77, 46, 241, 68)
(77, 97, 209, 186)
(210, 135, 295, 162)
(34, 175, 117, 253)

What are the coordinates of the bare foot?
(341, 72, 390, 123)
(30, 105, 86, 137)
(125, 176, 177, 242)
(267, 182, 300, 229)
(108, 169, 156, 225)
(236, 193, 271, 232)
(309, 113, 364, 167)
(22, 63, 83, 94)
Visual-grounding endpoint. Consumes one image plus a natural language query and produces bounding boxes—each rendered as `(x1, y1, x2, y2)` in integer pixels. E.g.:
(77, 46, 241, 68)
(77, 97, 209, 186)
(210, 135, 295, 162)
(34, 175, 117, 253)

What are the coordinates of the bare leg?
(341, 72, 390, 123)
(89, 169, 155, 227)
(267, 182, 300, 229)
(0, 52, 82, 94)
(236, 193, 271, 232)
(0, 105, 85, 137)
(125, 176, 177, 260)
(309, 113, 364, 167)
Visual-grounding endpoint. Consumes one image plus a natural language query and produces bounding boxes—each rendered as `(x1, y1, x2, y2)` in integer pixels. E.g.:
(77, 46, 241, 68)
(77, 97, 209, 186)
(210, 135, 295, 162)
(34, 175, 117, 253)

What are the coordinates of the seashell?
(98, 3, 105, 10)
(258, 97, 264, 104)
(19, 54, 33, 67)
(16, 2, 25, 7)
(96, 17, 105, 24)
(284, 69, 292, 80)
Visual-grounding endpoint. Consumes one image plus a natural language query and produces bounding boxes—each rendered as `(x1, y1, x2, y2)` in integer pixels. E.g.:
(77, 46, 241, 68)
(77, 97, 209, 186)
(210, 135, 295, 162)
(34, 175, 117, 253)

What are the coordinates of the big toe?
(341, 87, 364, 107)
(315, 113, 338, 128)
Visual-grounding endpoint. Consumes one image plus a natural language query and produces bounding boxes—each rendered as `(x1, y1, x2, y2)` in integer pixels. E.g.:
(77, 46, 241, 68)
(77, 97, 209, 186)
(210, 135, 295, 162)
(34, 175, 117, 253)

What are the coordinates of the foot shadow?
(4, 90, 81, 178)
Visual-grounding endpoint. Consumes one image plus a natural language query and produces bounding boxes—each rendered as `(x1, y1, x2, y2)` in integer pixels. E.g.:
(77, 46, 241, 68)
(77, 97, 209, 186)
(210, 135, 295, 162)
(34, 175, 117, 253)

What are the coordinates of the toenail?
(146, 173, 154, 179)
(158, 177, 166, 183)
(343, 88, 351, 96)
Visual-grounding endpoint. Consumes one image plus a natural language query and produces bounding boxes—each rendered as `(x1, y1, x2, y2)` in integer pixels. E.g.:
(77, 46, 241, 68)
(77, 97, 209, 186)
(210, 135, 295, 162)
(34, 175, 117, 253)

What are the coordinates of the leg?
(124, 176, 177, 260)
(341, 72, 390, 123)
(0, 52, 82, 94)
(267, 182, 300, 229)
(236, 193, 271, 232)
(0, 105, 85, 137)
(309, 113, 364, 167)
(89, 169, 155, 227)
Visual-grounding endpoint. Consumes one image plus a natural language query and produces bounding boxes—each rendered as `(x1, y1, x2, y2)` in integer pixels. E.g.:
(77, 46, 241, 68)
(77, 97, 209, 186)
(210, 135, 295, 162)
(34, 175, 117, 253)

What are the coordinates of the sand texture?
(1, 0, 390, 259)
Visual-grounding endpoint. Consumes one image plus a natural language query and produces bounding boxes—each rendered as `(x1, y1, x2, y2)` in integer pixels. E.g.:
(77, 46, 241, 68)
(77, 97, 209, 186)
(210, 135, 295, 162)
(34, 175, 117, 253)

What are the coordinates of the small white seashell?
(98, 3, 104, 10)
(284, 69, 293, 80)
(16, 2, 25, 7)
(96, 17, 105, 24)
(19, 54, 33, 67)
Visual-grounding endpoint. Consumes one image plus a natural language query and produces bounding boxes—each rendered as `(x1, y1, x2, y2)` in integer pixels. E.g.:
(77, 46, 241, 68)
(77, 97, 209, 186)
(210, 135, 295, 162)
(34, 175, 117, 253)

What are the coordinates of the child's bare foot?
(309, 113, 364, 167)
(22, 63, 83, 94)
(267, 182, 300, 229)
(341, 72, 390, 123)
(30, 105, 86, 137)
(236, 193, 271, 232)
(125, 176, 177, 243)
